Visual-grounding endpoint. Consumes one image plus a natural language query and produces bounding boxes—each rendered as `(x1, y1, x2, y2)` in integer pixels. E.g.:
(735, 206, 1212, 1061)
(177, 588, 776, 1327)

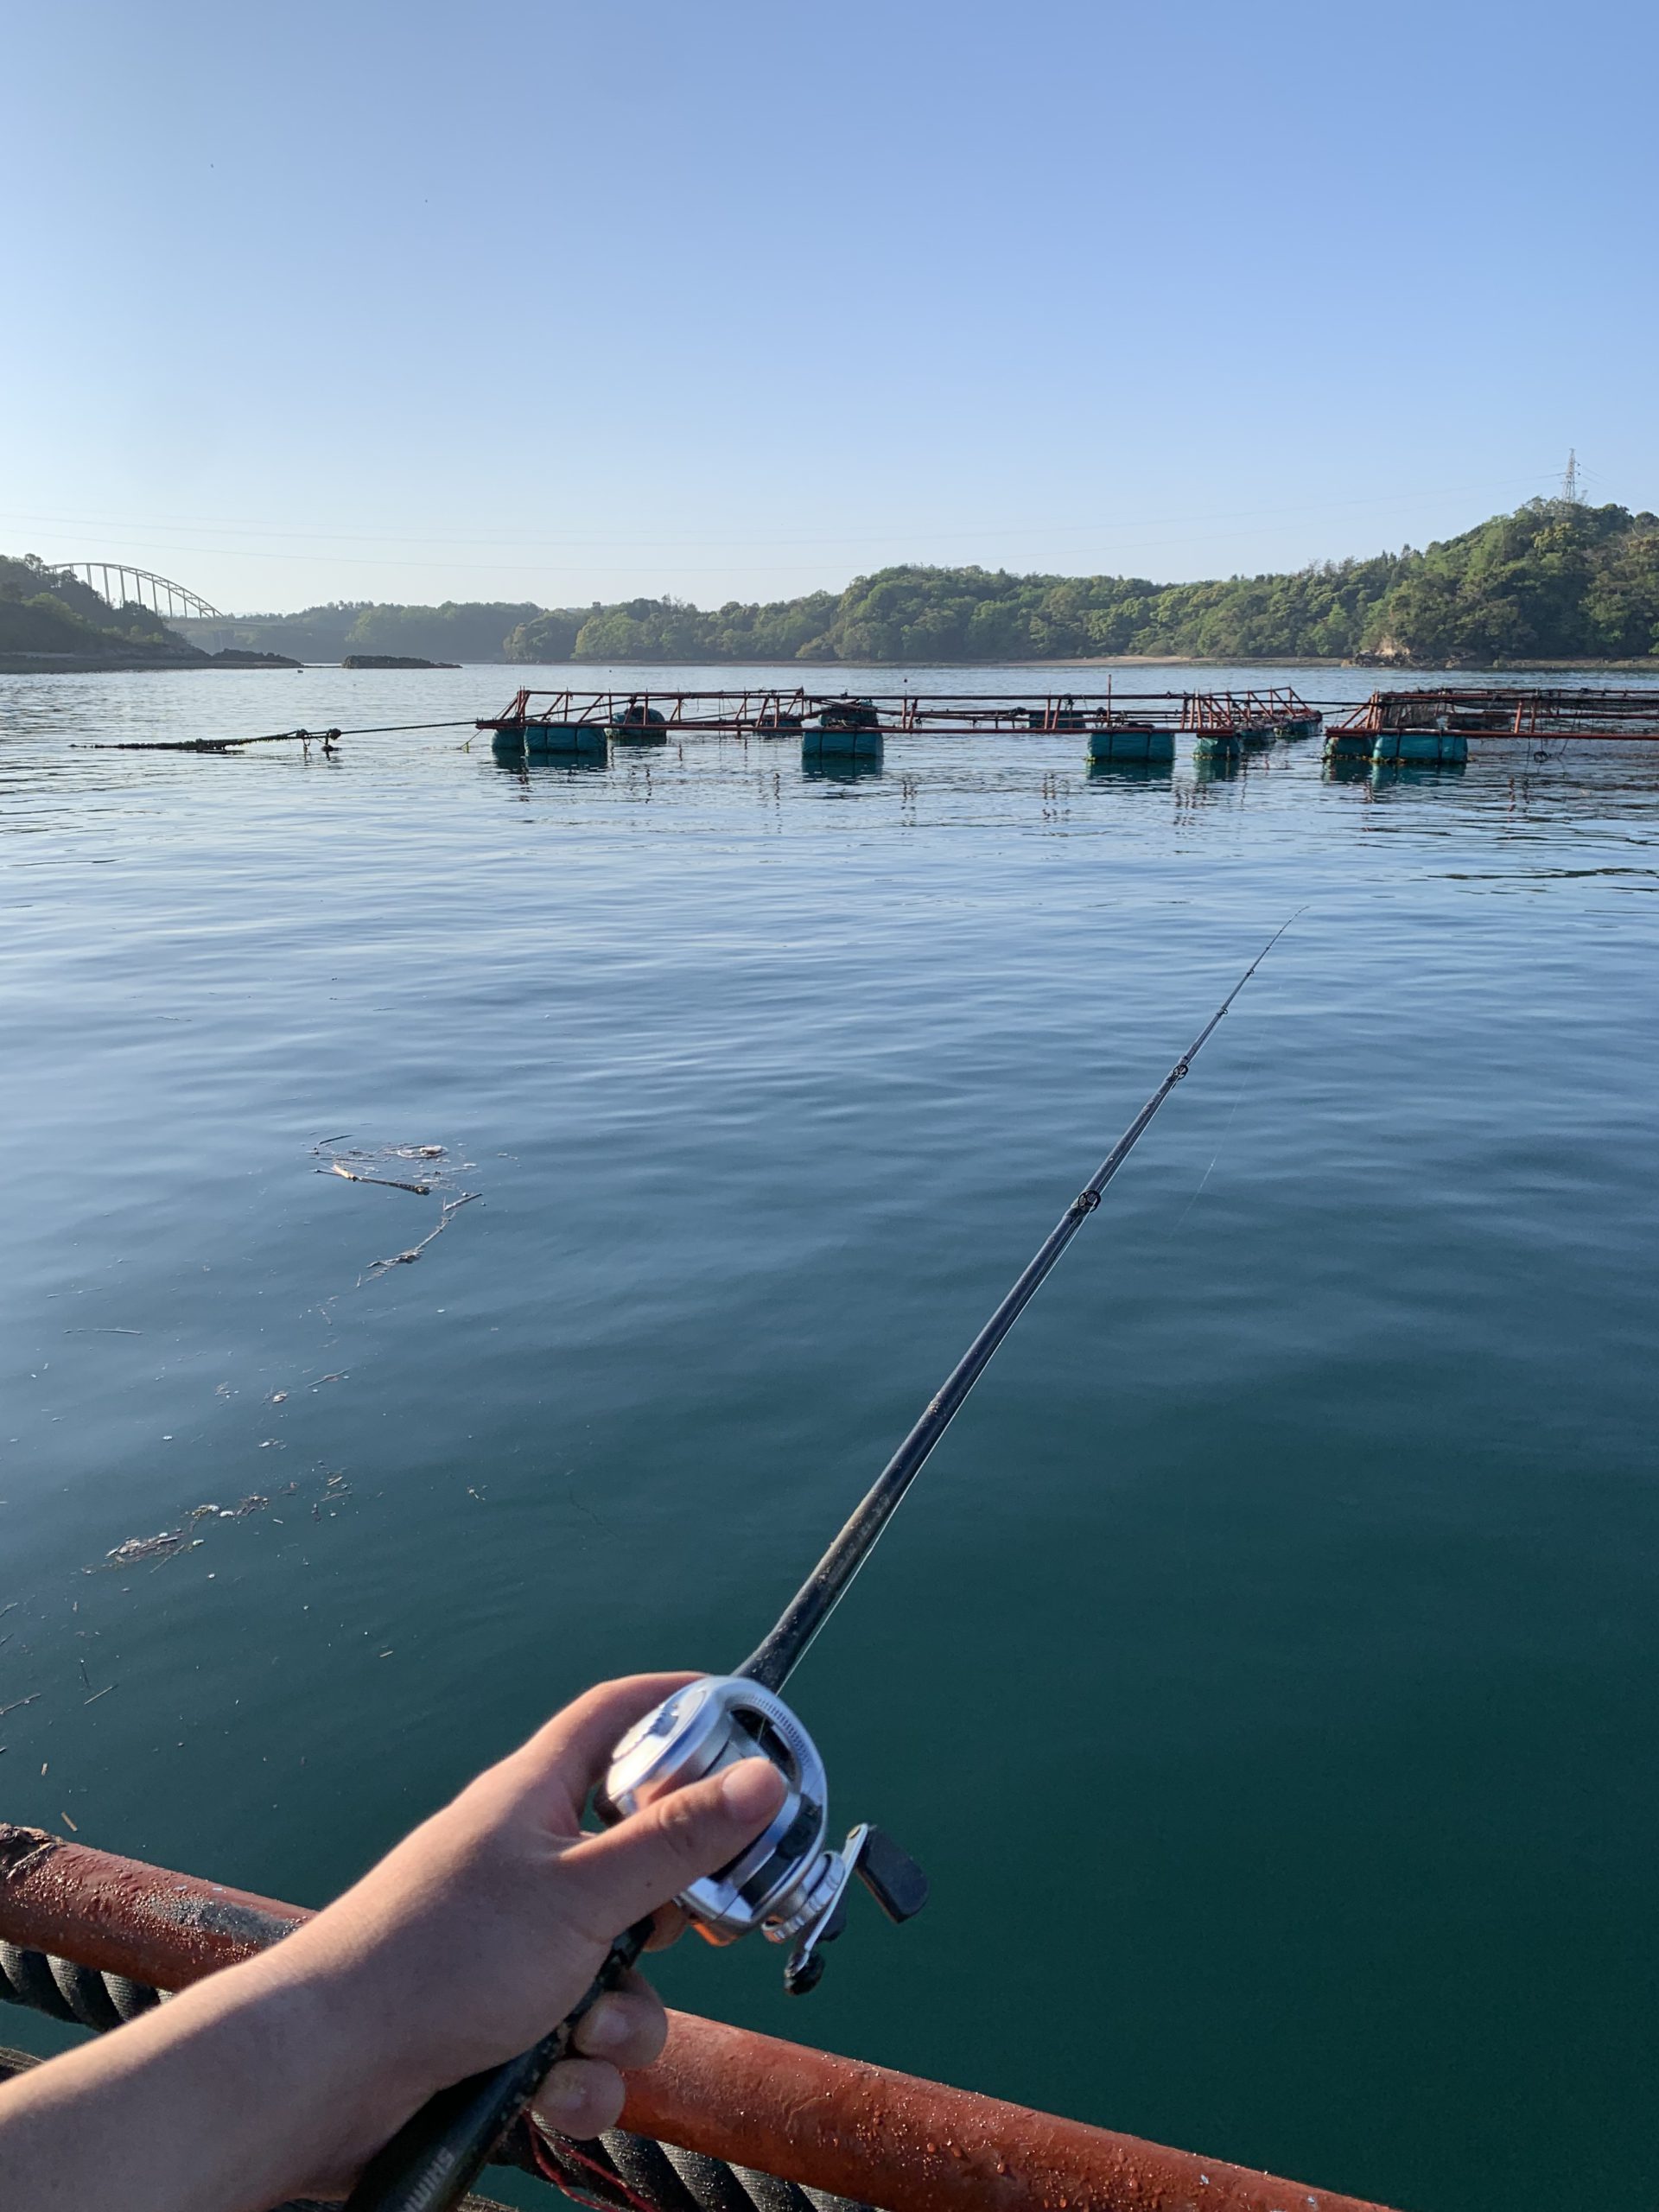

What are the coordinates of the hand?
(265, 1672, 787, 2173)
(0, 1673, 788, 2212)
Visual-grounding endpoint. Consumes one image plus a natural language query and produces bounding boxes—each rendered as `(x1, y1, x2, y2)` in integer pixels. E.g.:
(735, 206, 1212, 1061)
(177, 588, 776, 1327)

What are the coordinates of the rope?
(80, 717, 480, 752)
(0, 1941, 874, 2212)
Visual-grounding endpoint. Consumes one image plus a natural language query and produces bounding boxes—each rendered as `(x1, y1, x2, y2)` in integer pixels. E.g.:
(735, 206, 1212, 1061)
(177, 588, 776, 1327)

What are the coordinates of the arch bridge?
(57, 563, 223, 621)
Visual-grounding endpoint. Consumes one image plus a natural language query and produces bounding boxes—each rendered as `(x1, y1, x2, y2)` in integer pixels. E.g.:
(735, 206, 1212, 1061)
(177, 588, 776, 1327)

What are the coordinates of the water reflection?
(486, 750, 610, 785)
(802, 753, 883, 785)
(1370, 760, 1469, 791)
(1192, 752, 1243, 785)
(1085, 759, 1174, 789)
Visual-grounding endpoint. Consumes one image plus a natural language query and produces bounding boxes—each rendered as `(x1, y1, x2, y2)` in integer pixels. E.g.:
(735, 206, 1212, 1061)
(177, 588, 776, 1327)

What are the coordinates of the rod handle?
(341, 1923, 649, 2212)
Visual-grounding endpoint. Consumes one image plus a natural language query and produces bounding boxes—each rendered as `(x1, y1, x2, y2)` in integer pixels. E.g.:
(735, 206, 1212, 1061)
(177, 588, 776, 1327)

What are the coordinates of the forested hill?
(515, 500, 1657, 664)
(166, 499, 1659, 667)
(0, 555, 203, 663)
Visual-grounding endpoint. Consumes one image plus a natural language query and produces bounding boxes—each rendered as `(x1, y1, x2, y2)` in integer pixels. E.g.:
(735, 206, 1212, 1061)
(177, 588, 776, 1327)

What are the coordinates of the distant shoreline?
(5, 653, 1658, 679)
(0, 652, 301, 676)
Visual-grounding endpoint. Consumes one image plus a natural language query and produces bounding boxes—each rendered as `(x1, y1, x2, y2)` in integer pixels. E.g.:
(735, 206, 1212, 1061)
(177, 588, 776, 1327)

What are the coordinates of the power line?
(0, 474, 1567, 563)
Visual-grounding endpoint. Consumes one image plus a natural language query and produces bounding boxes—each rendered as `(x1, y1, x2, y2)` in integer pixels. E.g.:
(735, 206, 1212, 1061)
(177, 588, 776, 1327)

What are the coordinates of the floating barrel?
(805, 698, 884, 757)
(611, 703, 668, 743)
(1088, 724, 1175, 762)
(1027, 708, 1087, 732)
(1192, 731, 1243, 758)
(756, 710, 803, 736)
(1371, 731, 1468, 766)
(804, 729, 883, 760)
(494, 721, 607, 754)
(1323, 728, 1374, 759)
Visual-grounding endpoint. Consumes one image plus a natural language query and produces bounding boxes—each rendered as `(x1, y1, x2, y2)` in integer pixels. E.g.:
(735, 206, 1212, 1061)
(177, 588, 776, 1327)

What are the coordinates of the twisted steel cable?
(0, 1942, 869, 2212)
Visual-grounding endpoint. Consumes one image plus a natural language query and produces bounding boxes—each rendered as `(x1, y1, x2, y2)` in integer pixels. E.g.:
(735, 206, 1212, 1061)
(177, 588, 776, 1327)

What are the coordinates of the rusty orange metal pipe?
(0, 1825, 1397, 2212)
(0, 1823, 304, 1989)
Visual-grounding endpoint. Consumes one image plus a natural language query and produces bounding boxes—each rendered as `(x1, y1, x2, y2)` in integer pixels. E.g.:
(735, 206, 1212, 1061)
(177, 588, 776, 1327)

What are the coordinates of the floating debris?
(314, 1139, 467, 1189)
(360, 1192, 480, 1282)
(95, 1490, 273, 1578)
(0, 1695, 41, 1720)
(102, 1529, 200, 1568)
(314, 1141, 480, 1283)
(310, 1470, 354, 1522)
(324, 1162, 433, 1196)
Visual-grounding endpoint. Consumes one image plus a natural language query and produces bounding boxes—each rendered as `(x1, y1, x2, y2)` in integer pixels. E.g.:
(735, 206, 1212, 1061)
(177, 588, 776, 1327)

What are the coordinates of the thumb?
(566, 1758, 787, 1933)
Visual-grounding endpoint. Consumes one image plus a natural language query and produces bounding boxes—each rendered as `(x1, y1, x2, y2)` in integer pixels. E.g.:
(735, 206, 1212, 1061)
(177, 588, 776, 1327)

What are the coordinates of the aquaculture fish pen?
(1325, 687, 1659, 764)
(1182, 690, 1324, 756)
(479, 688, 1322, 763)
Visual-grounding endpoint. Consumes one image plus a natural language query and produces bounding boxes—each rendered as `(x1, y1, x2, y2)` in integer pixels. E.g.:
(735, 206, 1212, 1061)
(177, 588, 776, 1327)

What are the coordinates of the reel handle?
(341, 1919, 650, 2212)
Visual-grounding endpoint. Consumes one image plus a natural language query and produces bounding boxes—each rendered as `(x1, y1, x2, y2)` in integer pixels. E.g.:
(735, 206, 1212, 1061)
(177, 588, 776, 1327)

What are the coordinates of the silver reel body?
(601, 1675, 926, 1993)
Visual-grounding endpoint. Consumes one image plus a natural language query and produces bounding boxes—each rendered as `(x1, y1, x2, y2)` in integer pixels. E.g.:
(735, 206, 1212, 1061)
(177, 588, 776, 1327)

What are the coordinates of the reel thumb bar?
(345, 915, 1299, 2212)
(739, 912, 1302, 1694)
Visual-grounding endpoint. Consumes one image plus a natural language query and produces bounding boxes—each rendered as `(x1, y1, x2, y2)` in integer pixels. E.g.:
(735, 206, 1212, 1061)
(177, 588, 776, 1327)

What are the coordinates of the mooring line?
(79, 718, 478, 753)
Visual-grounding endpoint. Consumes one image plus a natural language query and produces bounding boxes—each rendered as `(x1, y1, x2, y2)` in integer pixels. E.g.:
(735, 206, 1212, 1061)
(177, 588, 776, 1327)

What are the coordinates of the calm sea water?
(3, 663, 1657, 2211)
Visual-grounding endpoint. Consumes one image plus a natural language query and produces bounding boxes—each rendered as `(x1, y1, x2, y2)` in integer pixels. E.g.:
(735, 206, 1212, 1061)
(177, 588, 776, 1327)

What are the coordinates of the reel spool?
(601, 1676, 927, 1994)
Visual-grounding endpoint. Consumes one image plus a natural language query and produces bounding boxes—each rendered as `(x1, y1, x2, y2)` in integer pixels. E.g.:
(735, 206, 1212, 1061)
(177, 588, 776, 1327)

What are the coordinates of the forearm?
(0, 1946, 417, 2212)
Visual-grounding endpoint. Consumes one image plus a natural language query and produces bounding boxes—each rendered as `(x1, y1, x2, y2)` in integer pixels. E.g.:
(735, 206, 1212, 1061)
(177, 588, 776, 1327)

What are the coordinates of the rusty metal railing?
(0, 1822, 1397, 2212)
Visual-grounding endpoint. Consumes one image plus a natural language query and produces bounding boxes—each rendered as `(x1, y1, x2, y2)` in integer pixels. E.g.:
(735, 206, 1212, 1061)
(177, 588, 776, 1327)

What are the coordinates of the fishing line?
(1171, 1030, 1257, 1235)
(739, 908, 1303, 1691)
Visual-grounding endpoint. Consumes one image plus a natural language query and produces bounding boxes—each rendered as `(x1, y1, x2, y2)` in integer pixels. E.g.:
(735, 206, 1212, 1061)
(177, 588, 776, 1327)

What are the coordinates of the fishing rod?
(346, 914, 1300, 2212)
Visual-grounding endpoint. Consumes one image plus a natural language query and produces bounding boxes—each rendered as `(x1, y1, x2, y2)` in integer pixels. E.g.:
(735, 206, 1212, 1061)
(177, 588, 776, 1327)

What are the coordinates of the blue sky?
(4, 0, 1654, 613)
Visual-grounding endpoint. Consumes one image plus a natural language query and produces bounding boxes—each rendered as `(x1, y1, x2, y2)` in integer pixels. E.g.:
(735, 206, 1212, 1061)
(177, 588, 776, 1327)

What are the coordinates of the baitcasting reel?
(601, 1675, 927, 1994)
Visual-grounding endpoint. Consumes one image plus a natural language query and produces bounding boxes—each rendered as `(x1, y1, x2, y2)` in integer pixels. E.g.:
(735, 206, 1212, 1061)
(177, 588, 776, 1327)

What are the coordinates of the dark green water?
(3, 665, 1657, 2210)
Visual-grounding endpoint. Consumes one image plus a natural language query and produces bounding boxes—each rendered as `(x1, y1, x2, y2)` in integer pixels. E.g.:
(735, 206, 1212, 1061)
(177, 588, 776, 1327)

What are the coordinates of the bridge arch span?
(57, 563, 223, 621)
